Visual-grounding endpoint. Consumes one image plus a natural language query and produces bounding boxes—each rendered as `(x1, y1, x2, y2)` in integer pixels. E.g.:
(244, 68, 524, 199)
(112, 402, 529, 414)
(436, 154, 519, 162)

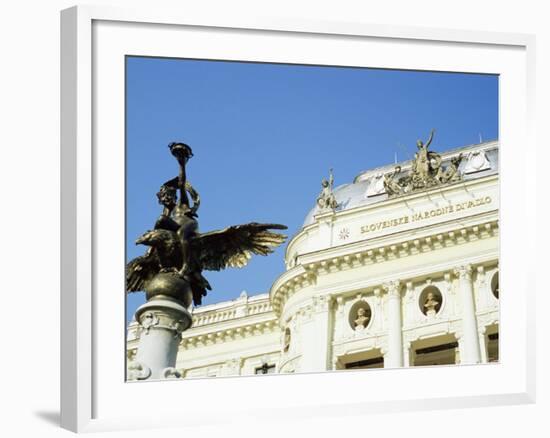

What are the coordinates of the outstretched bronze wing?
(126, 249, 161, 293)
(192, 223, 287, 272)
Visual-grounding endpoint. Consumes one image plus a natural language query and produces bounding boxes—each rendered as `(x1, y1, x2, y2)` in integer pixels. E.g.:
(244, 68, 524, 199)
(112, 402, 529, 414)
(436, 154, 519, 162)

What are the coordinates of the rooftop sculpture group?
(384, 130, 464, 197)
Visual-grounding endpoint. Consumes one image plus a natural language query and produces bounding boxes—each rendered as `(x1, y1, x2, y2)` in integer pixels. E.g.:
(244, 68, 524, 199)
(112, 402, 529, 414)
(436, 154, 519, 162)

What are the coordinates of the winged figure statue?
(126, 142, 288, 306)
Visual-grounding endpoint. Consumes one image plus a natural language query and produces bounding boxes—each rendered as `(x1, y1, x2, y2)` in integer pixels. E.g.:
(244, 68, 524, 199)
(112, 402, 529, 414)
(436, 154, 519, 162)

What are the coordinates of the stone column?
(454, 265, 481, 364)
(128, 295, 192, 381)
(383, 280, 403, 368)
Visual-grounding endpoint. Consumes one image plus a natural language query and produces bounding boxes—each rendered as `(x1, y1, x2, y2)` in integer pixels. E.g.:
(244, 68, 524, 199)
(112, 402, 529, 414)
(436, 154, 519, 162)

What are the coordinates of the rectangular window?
(413, 342, 458, 366)
(344, 356, 384, 369)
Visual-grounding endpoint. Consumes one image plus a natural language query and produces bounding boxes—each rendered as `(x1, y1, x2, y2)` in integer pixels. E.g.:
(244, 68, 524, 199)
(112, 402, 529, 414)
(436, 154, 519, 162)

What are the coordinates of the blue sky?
(126, 56, 498, 321)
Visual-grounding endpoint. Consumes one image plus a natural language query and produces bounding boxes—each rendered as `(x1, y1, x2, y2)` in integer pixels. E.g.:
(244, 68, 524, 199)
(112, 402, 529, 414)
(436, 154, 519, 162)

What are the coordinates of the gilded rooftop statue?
(126, 142, 287, 306)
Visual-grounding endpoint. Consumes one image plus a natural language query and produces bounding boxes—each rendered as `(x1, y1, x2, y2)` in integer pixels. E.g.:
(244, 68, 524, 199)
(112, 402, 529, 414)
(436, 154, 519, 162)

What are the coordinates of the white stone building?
(127, 140, 499, 377)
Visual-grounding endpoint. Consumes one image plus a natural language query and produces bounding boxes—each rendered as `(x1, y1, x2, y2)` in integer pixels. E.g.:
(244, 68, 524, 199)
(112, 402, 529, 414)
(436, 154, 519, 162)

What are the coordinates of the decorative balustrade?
(191, 298, 273, 327)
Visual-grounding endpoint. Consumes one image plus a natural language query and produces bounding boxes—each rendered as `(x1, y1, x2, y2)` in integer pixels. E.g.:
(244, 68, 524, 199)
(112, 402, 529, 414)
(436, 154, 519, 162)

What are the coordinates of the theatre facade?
(127, 139, 500, 377)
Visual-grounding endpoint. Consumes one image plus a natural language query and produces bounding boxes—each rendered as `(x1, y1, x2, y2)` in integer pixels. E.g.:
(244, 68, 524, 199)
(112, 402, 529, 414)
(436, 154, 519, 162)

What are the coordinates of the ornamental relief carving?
(474, 265, 488, 308)
(454, 264, 473, 280)
(475, 266, 487, 290)
(137, 310, 192, 336)
(170, 319, 188, 338)
(127, 361, 152, 381)
(162, 367, 182, 379)
(336, 296, 345, 315)
(383, 280, 401, 297)
(312, 294, 331, 313)
(366, 173, 386, 197)
(463, 150, 491, 174)
(127, 348, 137, 362)
(298, 304, 314, 323)
(405, 282, 415, 304)
(221, 358, 243, 376)
(139, 311, 159, 334)
(278, 355, 300, 374)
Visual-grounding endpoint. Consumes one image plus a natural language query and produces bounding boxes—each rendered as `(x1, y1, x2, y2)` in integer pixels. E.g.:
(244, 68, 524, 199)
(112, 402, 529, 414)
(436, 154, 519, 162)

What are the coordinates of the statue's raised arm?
(425, 128, 435, 149)
(168, 142, 194, 209)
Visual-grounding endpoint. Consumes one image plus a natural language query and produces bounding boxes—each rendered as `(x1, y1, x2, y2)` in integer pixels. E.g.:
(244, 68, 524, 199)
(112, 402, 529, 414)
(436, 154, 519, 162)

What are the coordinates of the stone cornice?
(271, 217, 498, 316)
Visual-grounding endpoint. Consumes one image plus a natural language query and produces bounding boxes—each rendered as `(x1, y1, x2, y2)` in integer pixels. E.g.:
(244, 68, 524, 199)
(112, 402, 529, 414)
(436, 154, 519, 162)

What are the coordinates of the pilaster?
(383, 280, 403, 368)
(454, 265, 481, 364)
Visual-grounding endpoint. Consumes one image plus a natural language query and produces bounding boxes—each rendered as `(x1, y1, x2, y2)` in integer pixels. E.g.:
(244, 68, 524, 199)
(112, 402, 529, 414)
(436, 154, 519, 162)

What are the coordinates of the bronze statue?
(126, 142, 288, 306)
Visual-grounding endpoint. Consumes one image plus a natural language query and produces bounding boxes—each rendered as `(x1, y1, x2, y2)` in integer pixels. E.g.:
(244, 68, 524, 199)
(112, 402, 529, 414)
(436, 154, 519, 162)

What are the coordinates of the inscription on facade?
(360, 196, 492, 234)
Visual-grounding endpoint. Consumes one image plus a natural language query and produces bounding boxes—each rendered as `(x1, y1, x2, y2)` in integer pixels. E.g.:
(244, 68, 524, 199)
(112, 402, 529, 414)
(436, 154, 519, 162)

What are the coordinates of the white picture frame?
(60, 5, 536, 433)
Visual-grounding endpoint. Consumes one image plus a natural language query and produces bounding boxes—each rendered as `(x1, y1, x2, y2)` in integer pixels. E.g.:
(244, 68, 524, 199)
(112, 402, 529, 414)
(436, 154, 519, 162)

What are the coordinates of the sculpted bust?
(354, 307, 370, 329)
(423, 292, 440, 315)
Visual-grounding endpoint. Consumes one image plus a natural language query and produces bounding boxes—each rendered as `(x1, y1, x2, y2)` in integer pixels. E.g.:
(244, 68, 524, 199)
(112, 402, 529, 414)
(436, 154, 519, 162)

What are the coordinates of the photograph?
(124, 56, 499, 380)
